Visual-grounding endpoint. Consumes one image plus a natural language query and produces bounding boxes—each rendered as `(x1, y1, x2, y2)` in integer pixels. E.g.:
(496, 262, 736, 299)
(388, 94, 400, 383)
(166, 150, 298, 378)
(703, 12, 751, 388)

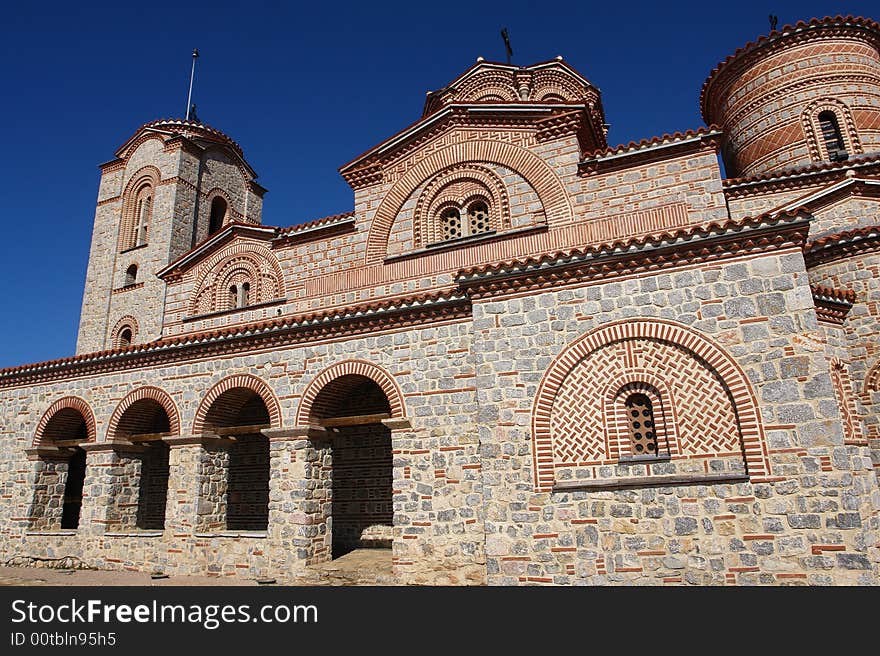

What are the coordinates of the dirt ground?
(0, 549, 395, 586)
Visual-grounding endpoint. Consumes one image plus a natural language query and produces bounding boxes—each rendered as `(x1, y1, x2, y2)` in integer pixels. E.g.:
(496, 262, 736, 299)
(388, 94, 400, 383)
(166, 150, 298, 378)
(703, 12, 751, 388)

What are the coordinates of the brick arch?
(110, 315, 139, 349)
(802, 97, 862, 163)
(192, 374, 282, 435)
(33, 396, 97, 447)
(296, 360, 406, 425)
(118, 165, 161, 251)
(863, 358, 880, 395)
(364, 140, 573, 264)
(106, 386, 181, 440)
(531, 318, 770, 491)
(190, 242, 285, 315)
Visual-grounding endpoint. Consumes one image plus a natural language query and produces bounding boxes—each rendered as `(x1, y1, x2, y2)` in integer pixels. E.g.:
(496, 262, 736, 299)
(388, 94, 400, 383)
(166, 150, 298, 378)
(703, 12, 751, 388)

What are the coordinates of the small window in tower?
(119, 328, 133, 348)
(625, 393, 658, 457)
(440, 207, 462, 241)
(818, 111, 848, 162)
(209, 197, 228, 236)
(229, 285, 238, 309)
(467, 200, 490, 236)
(125, 264, 138, 286)
(136, 194, 151, 246)
(240, 282, 250, 308)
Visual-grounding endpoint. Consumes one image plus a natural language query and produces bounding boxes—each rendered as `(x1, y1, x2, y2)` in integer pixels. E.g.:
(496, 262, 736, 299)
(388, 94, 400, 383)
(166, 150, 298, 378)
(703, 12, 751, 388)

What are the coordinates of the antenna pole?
(185, 48, 199, 120)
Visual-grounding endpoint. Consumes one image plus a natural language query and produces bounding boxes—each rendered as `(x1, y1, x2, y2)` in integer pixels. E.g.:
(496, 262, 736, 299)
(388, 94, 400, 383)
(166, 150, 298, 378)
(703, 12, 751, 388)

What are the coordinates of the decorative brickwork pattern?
(365, 140, 573, 264)
(532, 319, 769, 490)
(829, 357, 865, 445)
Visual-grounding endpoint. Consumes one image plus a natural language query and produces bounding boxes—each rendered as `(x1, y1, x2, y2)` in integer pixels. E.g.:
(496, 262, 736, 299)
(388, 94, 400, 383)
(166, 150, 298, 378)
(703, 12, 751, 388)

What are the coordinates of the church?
(1, 15, 879, 585)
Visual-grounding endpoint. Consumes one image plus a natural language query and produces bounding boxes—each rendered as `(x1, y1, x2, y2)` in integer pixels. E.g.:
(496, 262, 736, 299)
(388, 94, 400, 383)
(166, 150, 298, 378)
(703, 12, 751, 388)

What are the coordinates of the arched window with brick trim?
(818, 111, 847, 162)
(802, 99, 862, 165)
(625, 393, 658, 457)
(119, 168, 160, 252)
(111, 316, 138, 349)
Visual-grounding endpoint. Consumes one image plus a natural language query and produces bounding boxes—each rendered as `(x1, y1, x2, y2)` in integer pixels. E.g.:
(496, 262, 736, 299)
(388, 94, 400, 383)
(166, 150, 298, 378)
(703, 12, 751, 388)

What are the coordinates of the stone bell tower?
(75, 119, 266, 354)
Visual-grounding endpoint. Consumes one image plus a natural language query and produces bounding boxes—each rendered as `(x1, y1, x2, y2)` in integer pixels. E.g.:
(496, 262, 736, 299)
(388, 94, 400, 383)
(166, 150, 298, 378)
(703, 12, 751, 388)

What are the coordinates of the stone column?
(21, 447, 69, 531)
(283, 427, 333, 568)
(163, 436, 202, 537)
(384, 418, 414, 582)
(78, 443, 117, 538)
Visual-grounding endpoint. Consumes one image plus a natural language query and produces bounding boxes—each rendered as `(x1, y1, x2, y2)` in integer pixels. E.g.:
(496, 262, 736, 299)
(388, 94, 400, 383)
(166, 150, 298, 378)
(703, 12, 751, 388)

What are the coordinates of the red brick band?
(33, 396, 97, 446)
(192, 374, 282, 434)
(106, 386, 181, 440)
(296, 359, 406, 425)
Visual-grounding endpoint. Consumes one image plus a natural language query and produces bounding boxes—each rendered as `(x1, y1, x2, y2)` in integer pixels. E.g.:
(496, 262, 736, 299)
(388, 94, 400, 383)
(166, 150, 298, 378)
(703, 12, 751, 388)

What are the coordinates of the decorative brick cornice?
(811, 285, 855, 324)
(99, 159, 126, 174)
(579, 127, 722, 174)
(723, 155, 880, 197)
(274, 211, 356, 244)
(157, 222, 277, 278)
(0, 291, 471, 388)
(702, 15, 880, 124)
(805, 224, 880, 267)
(456, 210, 810, 298)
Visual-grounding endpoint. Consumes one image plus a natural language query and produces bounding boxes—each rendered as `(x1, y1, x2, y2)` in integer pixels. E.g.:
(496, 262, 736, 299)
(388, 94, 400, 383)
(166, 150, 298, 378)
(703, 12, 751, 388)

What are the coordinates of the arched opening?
(818, 111, 848, 162)
(466, 198, 490, 236)
(125, 264, 138, 286)
(309, 374, 393, 559)
(118, 327, 133, 348)
(202, 387, 271, 531)
(31, 407, 90, 531)
(113, 398, 173, 530)
(134, 184, 152, 247)
(209, 196, 227, 236)
(624, 393, 658, 457)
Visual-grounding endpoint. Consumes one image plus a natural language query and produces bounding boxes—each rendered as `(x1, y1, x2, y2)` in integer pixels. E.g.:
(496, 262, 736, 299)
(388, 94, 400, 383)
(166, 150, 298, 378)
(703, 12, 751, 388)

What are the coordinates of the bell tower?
(76, 119, 265, 354)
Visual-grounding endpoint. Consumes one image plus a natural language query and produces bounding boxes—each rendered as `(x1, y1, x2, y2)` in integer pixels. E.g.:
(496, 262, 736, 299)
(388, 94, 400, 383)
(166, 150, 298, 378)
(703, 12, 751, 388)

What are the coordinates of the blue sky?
(0, 1, 876, 368)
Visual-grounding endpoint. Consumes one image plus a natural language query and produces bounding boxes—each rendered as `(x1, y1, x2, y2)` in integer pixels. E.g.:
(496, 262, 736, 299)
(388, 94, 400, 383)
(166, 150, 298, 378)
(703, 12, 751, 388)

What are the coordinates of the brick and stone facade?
(1, 17, 879, 585)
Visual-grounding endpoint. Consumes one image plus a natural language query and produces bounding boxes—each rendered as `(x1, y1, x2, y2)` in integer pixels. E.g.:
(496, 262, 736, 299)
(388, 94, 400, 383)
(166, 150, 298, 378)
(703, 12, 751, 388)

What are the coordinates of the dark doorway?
(308, 374, 394, 559)
(332, 424, 393, 557)
(60, 448, 86, 529)
(136, 442, 170, 530)
(227, 434, 270, 530)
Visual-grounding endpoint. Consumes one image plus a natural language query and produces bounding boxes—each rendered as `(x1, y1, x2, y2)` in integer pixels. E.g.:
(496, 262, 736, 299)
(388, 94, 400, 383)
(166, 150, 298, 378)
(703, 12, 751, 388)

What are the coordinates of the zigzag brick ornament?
(1, 16, 880, 585)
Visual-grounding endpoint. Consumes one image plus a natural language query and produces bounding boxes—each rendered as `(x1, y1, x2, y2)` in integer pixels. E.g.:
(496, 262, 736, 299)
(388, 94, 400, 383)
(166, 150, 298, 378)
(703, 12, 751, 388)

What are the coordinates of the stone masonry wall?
(473, 248, 880, 584)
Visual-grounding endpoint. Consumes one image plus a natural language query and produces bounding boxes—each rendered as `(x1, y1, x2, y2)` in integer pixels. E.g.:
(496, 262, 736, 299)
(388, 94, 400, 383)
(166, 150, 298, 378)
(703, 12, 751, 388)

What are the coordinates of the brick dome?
(702, 16, 880, 178)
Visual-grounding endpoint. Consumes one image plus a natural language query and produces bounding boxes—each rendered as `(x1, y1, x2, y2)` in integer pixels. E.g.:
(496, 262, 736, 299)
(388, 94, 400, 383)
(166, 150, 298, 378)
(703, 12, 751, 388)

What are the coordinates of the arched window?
(125, 264, 138, 286)
(818, 111, 848, 162)
(240, 282, 250, 308)
(435, 198, 493, 244)
(625, 393, 658, 457)
(133, 185, 152, 247)
(209, 197, 228, 236)
(467, 199, 490, 236)
(440, 207, 461, 241)
(229, 285, 238, 309)
(118, 328, 133, 348)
